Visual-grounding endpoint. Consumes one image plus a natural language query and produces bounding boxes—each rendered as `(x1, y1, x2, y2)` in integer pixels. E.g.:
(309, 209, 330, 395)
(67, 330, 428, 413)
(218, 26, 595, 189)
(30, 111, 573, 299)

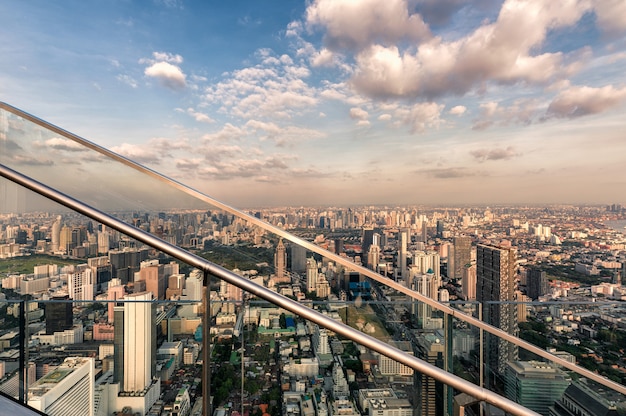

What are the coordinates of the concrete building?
(505, 361, 570, 416)
(28, 357, 94, 416)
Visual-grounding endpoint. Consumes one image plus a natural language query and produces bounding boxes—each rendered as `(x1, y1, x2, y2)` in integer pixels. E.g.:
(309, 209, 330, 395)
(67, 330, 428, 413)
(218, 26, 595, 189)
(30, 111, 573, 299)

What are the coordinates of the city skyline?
(1, 1, 626, 207)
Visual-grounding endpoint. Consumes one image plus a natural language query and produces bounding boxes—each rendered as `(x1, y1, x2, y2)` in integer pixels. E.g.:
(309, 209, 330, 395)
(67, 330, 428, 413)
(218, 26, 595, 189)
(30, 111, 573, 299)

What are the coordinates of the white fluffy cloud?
(141, 51, 187, 90)
(306, 0, 430, 50)
(145, 61, 186, 90)
(347, 0, 593, 99)
(449, 105, 466, 115)
(546, 85, 626, 118)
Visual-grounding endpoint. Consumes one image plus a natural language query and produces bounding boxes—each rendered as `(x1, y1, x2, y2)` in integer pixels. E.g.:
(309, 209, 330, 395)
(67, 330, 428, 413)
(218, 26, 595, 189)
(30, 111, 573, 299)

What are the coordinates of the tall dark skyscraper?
(526, 268, 548, 300)
(45, 295, 73, 335)
(361, 227, 375, 258)
(477, 244, 518, 386)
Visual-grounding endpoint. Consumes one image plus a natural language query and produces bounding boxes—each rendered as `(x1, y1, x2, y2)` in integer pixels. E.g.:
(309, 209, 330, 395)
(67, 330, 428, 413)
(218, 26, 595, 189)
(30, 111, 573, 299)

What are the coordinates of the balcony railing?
(2, 102, 626, 416)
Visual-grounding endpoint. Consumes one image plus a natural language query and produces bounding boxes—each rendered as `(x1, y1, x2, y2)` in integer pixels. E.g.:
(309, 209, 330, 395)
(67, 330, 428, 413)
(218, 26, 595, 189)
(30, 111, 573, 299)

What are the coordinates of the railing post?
(446, 311, 454, 415)
(203, 271, 212, 416)
(18, 299, 27, 404)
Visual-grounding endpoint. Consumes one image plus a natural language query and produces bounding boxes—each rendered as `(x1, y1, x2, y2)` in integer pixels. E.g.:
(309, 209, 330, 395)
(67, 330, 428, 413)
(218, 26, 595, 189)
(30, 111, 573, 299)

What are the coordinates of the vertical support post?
(446, 312, 454, 415)
(203, 271, 212, 416)
(18, 299, 27, 403)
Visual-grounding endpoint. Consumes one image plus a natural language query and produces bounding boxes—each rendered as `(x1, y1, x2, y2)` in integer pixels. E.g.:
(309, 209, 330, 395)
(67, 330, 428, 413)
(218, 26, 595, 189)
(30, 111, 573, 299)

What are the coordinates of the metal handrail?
(1, 101, 623, 396)
(0, 163, 542, 416)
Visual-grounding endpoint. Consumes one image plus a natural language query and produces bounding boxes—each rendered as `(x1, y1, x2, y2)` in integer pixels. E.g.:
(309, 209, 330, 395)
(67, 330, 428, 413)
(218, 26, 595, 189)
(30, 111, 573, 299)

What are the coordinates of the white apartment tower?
(28, 357, 95, 416)
(68, 265, 94, 301)
(306, 257, 318, 293)
(114, 291, 155, 393)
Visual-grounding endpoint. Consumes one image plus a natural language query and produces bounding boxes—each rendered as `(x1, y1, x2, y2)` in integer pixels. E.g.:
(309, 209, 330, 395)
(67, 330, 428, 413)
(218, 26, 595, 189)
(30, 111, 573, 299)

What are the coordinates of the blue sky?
(1, 0, 626, 207)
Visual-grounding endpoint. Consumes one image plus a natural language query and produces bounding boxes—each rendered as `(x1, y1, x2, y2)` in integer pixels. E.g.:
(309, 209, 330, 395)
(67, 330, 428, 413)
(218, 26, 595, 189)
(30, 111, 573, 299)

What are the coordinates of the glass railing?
(2, 101, 626, 416)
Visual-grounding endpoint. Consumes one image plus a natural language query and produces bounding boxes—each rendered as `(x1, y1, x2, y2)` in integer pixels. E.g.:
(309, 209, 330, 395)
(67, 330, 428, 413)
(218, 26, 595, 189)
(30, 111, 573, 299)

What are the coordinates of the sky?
(1, 0, 626, 208)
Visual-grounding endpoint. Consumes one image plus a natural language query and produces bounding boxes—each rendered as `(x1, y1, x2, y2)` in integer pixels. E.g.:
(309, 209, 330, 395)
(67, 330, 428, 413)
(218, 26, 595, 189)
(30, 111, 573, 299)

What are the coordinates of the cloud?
(349, 107, 369, 120)
(116, 74, 138, 88)
(449, 105, 467, 115)
(141, 52, 187, 90)
(472, 99, 542, 129)
(305, 0, 430, 50)
(144, 61, 186, 90)
(186, 107, 214, 123)
(394, 102, 444, 133)
(204, 50, 318, 119)
(546, 85, 626, 118)
(350, 0, 592, 99)
(12, 155, 54, 166)
(417, 167, 483, 179)
(111, 143, 163, 164)
(42, 137, 88, 152)
(414, 0, 468, 25)
(470, 146, 521, 162)
(593, 0, 626, 34)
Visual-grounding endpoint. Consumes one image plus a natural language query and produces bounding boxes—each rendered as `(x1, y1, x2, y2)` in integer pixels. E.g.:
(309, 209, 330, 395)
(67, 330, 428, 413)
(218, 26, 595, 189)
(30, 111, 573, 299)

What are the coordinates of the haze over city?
(1, 0, 626, 207)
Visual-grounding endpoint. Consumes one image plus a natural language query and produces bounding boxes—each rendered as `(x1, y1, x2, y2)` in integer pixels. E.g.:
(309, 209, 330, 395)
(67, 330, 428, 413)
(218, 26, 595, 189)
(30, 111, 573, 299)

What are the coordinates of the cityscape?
(2, 0, 626, 415)
(1, 201, 626, 416)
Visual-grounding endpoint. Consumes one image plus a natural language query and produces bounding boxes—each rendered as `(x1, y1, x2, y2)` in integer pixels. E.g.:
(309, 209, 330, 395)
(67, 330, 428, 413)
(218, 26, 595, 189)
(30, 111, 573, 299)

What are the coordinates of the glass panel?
(3, 103, 626, 416)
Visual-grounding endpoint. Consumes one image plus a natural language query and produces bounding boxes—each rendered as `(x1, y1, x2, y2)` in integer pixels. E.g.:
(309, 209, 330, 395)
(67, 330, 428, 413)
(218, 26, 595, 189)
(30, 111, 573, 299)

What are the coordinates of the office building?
(67, 264, 94, 301)
(461, 264, 476, 301)
(477, 244, 519, 384)
(549, 378, 621, 416)
(451, 236, 472, 280)
(28, 357, 94, 416)
(505, 361, 570, 416)
(526, 268, 548, 300)
(398, 228, 409, 280)
(45, 295, 73, 335)
(306, 257, 318, 293)
(416, 333, 446, 416)
(290, 244, 307, 273)
(114, 291, 156, 393)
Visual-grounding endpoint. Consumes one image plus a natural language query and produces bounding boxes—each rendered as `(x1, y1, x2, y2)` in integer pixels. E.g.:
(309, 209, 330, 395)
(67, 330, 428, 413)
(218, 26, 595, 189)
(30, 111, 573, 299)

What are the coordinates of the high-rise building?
(397, 228, 409, 280)
(140, 263, 166, 300)
(505, 361, 570, 416)
(526, 268, 548, 300)
(114, 291, 156, 393)
(477, 244, 518, 384)
(28, 357, 94, 416)
(416, 333, 446, 416)
(290, 244, 307, 273)
(461, 264, 476, 301)
(45, 295, 73, 335)
(306, 257, 318, 293)
(67, 264, 94, 301)
(274, 238, 287, 282)
(452, 236, 472, 280)
(361, 227, 375, 259)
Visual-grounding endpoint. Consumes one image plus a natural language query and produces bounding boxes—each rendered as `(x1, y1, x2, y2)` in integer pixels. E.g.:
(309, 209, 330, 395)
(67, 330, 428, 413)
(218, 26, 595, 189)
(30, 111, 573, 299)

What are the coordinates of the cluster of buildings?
(0, 204, 626, 415)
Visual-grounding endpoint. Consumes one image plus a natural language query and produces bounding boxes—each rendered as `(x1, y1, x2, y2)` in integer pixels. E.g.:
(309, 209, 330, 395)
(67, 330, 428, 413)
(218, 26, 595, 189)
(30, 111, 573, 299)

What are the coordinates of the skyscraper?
(274, 238, 287, 282)
(306, 257, 318, 293)
(114, 291, 156, 393)
(28, 357, 94, 416)
(45, 295, 73, 335)
(452, 236, 472, 280)
(461, 264, 476, 301)
(398, 228, 409, 280)
(290, 244, 307, 273)
(526, 268, 548, 300)
(477, 244, 518, 384)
